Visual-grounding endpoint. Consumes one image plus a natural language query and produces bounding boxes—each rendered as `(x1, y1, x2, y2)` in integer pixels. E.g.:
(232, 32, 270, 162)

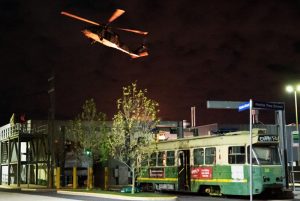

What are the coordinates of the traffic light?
(84, 148, 92, 157)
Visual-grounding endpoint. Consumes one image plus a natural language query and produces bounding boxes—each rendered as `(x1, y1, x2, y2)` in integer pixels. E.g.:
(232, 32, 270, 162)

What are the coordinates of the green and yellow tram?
(137, 128, 284, 196)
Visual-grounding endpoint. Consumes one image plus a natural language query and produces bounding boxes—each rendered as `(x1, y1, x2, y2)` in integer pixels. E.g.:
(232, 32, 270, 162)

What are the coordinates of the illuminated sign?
(238, 102, 250, 112)
(238, 101, 284, 112)
(258, 135, 278, 142)
(252, 101, 284, 110)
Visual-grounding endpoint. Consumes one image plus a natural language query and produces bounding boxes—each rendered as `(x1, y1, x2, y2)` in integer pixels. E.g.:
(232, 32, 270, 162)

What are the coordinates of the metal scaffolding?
(0, 122, 49, 187)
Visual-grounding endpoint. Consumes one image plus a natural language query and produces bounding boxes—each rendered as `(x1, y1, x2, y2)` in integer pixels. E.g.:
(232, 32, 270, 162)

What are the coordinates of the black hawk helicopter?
(61, 9, 148, 58)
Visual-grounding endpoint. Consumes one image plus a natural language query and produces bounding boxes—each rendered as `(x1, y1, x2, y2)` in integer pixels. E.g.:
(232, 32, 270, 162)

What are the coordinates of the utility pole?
(60, 125, 66, 187)
(48, 71, 55, 188)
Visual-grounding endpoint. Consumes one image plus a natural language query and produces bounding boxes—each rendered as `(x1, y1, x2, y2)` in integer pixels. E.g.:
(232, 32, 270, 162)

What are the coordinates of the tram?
(137, 128, 284, 196)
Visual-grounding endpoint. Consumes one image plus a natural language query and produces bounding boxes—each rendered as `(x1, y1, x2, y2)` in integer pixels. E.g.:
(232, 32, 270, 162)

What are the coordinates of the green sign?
(292, 131, 299, 142)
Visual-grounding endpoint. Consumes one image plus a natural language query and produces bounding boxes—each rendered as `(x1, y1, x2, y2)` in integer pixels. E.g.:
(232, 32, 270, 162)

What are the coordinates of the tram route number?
(258, 135, 278, 142)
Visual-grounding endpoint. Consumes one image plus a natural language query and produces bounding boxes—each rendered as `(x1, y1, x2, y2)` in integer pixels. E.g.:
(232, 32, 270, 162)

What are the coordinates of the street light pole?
(294, 90, 299, 132)
(286, 85, 300, 165)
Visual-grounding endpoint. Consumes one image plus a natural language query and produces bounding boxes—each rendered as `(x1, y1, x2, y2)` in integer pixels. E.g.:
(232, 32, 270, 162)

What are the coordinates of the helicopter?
(61, 9, 149, 59)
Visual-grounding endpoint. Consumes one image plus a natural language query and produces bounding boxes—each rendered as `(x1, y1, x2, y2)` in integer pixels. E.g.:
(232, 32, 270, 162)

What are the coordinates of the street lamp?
(286, 84, 300, 165)
(286, 85, 300, 133)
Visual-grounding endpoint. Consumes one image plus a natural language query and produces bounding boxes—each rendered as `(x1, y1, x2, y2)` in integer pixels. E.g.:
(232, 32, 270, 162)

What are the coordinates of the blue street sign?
(238, 102, 250, 112)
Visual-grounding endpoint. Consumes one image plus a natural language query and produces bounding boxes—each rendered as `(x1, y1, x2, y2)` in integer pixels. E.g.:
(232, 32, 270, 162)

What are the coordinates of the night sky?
(1, 0, 300, 126)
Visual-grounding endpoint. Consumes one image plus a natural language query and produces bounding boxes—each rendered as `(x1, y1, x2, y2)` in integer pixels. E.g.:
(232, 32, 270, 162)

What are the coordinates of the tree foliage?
(68, 98, 109, 164)
(108, 82, 160, 193)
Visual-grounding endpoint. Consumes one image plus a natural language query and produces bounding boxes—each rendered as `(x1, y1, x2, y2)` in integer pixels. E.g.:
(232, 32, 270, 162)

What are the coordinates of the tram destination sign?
(252, 101, 284, 110)
(258, 135, 279, 142)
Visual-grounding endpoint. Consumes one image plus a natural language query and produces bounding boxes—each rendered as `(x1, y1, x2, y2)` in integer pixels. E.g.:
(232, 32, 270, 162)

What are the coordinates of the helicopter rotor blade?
(116, 27, 148, 35)
(61, 11, 100, 26)
(108, 9, 125, 23)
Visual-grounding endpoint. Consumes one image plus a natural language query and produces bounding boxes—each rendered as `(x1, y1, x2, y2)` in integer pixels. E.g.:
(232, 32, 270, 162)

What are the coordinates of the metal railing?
(1, 174, 8, 184)
(0, 123, 48, 141)
(289, 170, 300, 191)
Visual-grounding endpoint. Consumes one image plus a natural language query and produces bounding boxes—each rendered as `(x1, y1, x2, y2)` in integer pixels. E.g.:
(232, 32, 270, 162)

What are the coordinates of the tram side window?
(228, 146, 245, 164)
(205, 147, 216, 165)
(194, 148, 204, 165)
(157, 151, 165, 166)
(150, 152, 156, 166)
(141, 154, 148, 166)
(166, 151, 175, 166)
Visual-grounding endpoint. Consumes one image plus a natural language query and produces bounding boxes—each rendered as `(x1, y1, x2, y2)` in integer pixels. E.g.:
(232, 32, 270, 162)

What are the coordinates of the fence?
(0, 122, 48, 141)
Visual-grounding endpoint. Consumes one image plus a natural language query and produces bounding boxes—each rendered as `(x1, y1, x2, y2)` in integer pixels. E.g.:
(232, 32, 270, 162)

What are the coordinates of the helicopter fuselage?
(61, 9, 148, 58)
(82, 27, 142, 58)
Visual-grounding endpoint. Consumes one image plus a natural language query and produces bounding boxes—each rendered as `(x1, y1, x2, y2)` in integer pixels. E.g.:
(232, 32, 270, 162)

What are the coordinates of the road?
(0, 189, 112, 201)
(0, 189, 295, 201)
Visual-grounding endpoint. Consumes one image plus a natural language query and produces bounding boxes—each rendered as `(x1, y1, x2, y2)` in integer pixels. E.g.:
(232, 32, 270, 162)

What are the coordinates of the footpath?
(292, 188, 300, 200)
(2, 184, 299, 200)
(0, 185, 178, 201)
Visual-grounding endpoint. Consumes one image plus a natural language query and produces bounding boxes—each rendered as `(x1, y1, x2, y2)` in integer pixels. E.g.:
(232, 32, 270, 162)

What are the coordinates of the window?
(150, 152, 156, 166)
(141, 154, 148, 166)
(194, 148, 204, 165)
(166, 151, 175, 166)
(228, 146, 245, 164)
(248, 146, 281, 165)
(157, 151, 165, 166)
(247, 146, 258, 165)
(205, 147, 216, 164)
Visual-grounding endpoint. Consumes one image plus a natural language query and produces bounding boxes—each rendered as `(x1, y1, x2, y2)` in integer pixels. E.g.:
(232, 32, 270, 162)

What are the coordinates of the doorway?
(177, 150, 190, 191)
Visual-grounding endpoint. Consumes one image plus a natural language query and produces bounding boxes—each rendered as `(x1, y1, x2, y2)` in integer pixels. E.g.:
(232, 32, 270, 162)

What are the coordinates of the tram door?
(178, 150, 190, 191)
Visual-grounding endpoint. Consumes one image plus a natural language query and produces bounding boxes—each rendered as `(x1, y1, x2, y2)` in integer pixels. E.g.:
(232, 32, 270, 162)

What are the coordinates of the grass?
(63, 188, 174, 197)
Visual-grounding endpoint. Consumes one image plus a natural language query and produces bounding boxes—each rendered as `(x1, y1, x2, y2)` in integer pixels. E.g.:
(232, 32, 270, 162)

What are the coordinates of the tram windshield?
(248, 145, 281, 165)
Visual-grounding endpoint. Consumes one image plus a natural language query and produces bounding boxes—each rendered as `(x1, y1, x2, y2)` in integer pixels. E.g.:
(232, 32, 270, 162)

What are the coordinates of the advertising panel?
(191, 167, 212, 179)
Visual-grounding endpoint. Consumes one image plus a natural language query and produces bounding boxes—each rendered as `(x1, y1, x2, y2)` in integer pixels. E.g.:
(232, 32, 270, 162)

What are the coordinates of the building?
(0, 119, 298, 188)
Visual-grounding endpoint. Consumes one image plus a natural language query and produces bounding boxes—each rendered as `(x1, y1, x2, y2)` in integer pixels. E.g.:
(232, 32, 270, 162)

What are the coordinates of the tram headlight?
(276, 177, 283, 182)
(263, 176, 270, 182)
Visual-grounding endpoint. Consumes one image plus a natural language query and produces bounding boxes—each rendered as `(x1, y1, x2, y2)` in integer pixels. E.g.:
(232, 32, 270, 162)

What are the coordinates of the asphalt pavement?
(294, 191, 300, 200)
(1, 184, 299, 201)
(0, 185, 178, 201)
(57, 190, 177, 201)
